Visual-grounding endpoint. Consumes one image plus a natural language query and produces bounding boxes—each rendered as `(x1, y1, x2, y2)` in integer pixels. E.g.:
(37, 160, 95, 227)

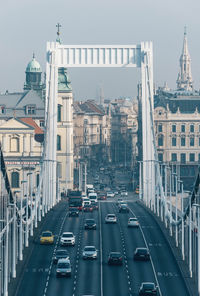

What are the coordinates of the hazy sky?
(0, 0, 199, 100)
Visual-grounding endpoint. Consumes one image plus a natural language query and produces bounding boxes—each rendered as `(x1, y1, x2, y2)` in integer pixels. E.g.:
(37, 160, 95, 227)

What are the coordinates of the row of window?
(158, 135, 199, 147)
(11, 171, 39, 188)
(158, 153, 200, 163)
(158, 124, 199, 133)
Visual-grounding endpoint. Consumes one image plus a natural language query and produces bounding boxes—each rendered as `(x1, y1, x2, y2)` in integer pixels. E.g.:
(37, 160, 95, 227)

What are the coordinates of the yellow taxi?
(40, 231, 54, 245)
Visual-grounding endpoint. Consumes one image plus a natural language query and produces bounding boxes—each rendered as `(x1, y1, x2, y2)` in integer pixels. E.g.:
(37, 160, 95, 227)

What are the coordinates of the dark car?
(84, 219, 97, 230)
(134, 248, 150, 261)
(90, 200, 98, 210)
(139, 282, 158, 295)
(83, 204, 93, 212)
(119, 203, 129, 213)
(53, 249, 70, 264)
(68, 207, 79, 217)
(108, 252, 123, 265)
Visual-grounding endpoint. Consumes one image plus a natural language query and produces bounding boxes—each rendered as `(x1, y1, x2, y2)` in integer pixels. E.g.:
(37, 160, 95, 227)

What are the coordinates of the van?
(88, 192, 97, 203)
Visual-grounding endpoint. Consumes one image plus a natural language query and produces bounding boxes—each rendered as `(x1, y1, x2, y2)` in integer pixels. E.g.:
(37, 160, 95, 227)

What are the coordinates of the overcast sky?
(0, 0, 199, 100)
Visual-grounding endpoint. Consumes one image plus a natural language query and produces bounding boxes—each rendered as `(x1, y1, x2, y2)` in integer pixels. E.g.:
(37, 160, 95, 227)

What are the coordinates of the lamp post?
(179, 180, 185, 260)
(172, 173, 178, 247)
(193, 203, 200, 295)
(189, 193, 192, 277)
(19, 180, 27, 260)
(27, 172, 33, 236)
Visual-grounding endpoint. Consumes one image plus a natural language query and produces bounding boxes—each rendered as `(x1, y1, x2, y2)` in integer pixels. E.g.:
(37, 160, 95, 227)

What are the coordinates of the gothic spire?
(176, 27, 193, 91)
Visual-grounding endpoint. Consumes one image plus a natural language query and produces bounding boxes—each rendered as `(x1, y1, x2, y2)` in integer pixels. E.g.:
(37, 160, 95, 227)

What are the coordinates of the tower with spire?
(176, 27, 193, 91)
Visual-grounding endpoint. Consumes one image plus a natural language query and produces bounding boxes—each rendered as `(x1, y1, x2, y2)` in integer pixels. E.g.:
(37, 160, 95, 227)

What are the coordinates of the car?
(107, 191, 115, 198)
(98, 192, 106, 200)
(83, 204, 93, 212)
(84, 219, 97, 230)
(116, 198, 123, 205)
(56, 258, 71, 277)
(119, 203, 129, 213)
(128, 217, 139, 227)
(68, 207, 79, 217)
(105, 214, 117, 223)
(82, 246, 97, 259)
(138, 282, 158, 295)
(134, 248, 150, 261)
(120, 190, 128, 196)
(60, 232, 75, 246)
(90, 200, 98, 210)
(40, 231, 54, 245)
(108, 252, 123, 265)
(53, 249, 70, 264)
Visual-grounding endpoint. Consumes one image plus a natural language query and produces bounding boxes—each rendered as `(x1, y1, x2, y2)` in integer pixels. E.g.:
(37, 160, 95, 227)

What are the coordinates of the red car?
(83, 204, 93, 212)
(98, 193, 106, 200)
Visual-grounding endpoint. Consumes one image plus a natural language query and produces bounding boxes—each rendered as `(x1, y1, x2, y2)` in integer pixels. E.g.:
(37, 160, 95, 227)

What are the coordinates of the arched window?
(10, 137, 19, 152)
(11, 171, 19, 188)
(57, 135, 61, 151)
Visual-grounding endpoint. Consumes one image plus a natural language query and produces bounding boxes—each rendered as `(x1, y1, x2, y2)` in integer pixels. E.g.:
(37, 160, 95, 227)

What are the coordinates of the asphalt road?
(14, 194, 190, 296)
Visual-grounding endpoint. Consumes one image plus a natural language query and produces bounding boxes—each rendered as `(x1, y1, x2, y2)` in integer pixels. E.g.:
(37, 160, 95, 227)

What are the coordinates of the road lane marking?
(129, 207, 163, 296)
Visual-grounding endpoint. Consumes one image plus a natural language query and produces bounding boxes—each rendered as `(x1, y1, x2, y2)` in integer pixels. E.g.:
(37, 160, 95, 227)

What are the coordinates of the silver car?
(105, 214, 117, 223)
(128, 217, 139, 227)
(82, 246, 97, 259)
(60, 232, 75, 246)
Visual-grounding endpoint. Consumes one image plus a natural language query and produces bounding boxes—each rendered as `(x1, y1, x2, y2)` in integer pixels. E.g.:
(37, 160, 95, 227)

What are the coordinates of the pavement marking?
(129, 207, 163, 296)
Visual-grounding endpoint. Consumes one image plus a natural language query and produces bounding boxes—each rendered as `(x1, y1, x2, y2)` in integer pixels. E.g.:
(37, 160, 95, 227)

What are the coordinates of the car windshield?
(57, 262, 70, 268)
(107, 214, 115, 218)
(110, 253, 121, 258)
(42, 232, 52, 237)
(56, 250, 68, 256)
(62, 233, 73, 238)
(86, 220, 95, 224)
(129, 218, 137, 221)
(138, 249, 148, 254)
(143, 283, 155, 289)
(84, 247, 95, 252)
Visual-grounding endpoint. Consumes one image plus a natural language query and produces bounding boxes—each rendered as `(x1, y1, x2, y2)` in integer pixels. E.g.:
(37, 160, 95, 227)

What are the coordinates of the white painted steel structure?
(45, 41, 155, 206)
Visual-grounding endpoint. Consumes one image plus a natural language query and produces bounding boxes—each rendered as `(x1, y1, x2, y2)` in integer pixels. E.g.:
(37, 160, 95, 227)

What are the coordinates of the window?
(172, 125, 176, 132)
(36, 174, 39, 187)
(26, 105, 36, 115)
(57, 135, 61, 151)
(158, 135, 163, 146)
(181, 125, 185, 132)
(10, 137, 19, 152)
(199, 138, 200, 146)
(172, 137, 176, 146)
(171, 153, 177, 162)
(181, 137, 186, 146)
(158, 153, 163, 162)
(190, 124, 194, 133)
(40, 120, 44, 127)
(84, 119, 88, 125)
(158, 124, 162, 132)
(180, 153, 186, 164)
(0, 105, 5, 114)
(57, 104, 61, 122)
(190, 137, 194, 146)
(198, 154, 200, 163)
(11, 172, 19, 188)
(189, 153, 195, 162)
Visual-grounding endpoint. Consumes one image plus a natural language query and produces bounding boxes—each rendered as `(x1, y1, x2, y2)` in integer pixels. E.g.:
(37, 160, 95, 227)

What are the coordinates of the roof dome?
(26, 53, 42, 73)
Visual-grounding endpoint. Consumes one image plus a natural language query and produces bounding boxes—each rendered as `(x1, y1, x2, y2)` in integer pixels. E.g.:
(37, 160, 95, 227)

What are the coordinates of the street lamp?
(27, 172, 33, 236)
(178, 180, 185, 260)
(172, 173, 178, 247)
(19, 180, 27, 261)
(193, 203, 200, 295)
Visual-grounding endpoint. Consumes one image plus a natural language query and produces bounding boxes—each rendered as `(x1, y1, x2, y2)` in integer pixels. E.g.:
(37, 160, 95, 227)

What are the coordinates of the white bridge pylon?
(45, 41, 154, 207)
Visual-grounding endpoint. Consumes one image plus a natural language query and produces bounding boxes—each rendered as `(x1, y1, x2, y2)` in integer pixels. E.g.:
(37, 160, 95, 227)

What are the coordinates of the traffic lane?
(75, 210, 101, 296)
(131, 202, 190, 296)
(116, 204, 157, 295)
(101, 201, 131, 296)
(46, 210, 84, 296)
(15, 201, 68, 296)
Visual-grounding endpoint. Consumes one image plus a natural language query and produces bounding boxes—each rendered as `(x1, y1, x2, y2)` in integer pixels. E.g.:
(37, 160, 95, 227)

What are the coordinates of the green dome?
(26, 54, 42, 73)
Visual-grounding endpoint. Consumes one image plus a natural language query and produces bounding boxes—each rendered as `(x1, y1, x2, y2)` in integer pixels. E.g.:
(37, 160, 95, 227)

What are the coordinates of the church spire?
(56, 23, 61, 44)
(176, 27, 193, 91)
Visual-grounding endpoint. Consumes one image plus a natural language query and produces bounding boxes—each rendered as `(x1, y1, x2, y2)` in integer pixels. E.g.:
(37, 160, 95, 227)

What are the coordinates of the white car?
(107, 191, 115, 198)
(121, 190, 128, 196)
(105, 214, 117, 223)
(128, 217, 139, 227)
(82, 246, 97, 259)
(56, 258, 71, 277)
(60, 232, 75, 246)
